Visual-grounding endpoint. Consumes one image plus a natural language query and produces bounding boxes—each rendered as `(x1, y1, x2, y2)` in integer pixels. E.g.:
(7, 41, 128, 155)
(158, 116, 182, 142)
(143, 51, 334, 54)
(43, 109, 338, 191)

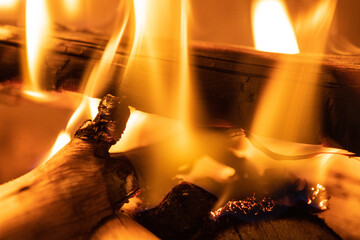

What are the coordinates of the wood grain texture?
(90, 214, 159, 240)
(0, 26, 359, 154)
(0, 95, 138, 240)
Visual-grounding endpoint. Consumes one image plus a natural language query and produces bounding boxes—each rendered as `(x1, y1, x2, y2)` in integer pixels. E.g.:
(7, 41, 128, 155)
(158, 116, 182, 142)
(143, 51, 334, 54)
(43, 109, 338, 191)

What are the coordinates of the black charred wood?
(193, 208, 341, 240)
(135, 181, 217, 240)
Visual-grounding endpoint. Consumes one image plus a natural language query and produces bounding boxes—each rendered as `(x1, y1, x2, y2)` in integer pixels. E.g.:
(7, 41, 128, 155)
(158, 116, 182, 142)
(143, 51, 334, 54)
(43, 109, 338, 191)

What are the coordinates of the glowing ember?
(308, 184, 329, 211)
(252, 0, 298, 54)
(210, 195, 276, 220)
(211, 182, 329, 221)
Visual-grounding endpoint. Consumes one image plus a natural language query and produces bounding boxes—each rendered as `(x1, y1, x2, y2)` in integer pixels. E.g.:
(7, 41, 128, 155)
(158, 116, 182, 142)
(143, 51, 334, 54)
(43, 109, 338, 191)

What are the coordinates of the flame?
(62, 0, 80, 17)
(42, 1, 130, 162)
(42, 96, 100, 163)
(120, 0, 202, 205)
(252, 0, 299, 54)
(46, 131, 71, 159)
(25, 0, 51, 93)
(0, 0, 18, 9)
(176, 155, 236, 183)
(85, 0, 130, 98)
(251, 0, 336, 144)
(308, 183, 328, 210)
(124, 0, 198, 124)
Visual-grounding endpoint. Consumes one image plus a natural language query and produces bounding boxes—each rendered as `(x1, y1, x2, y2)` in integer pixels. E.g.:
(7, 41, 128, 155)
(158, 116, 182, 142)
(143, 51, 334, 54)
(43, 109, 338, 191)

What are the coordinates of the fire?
(85, 0, 130, 98)
(176, 155, 236, 183)
(126, 2, 195, 153)
(0, 0, 18, 9)
(251, 0, 336, 146)
(46, 132, 71, 159)
(16, 0, 347, 218)
(124, 0, 198, 124)
(308, 184, 328, 210)
(252, 0, 299, 54)
(25, 0, 51, 93)
(62, 0, 80, 17)
(42, 0, 131, 162)
(43, 97, 100, 162)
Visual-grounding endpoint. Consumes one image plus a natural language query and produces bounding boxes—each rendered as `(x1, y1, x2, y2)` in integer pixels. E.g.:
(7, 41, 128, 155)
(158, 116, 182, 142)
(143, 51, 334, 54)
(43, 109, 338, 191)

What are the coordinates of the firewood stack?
(0, 26, 358, 239)
(0, 95, 343, 239)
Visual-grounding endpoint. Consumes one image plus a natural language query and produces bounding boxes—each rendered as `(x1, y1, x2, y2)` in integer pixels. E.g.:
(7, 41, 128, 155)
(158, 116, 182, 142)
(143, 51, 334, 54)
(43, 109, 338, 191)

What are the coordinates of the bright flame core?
(62, 0, 80, 16)
(25, 0, 50, 92)
(252, 0, 299, 54)
(251, 0, 336, 144)
(0, 0, 18, 9)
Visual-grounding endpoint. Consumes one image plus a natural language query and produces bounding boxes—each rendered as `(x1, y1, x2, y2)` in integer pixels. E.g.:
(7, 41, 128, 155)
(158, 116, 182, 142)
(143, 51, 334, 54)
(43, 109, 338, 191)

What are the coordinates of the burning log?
(194, 211, 341, 240)
(0, 26, 359, 155)
(132, 181, 340, 240)
(135, 181, 217, 240)
(0, 94, 139, 240)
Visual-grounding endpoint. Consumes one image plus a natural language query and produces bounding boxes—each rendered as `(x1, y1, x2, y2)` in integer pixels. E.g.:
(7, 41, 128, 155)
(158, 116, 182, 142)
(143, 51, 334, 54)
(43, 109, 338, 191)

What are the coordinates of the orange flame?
(43, 1, 130, 162)
(251, 0, 336, 145)
(0, 0, 18, 9)
(252, 0, 298, 54)
(62, 0, 80, 17)
(25, 0, 51, 94)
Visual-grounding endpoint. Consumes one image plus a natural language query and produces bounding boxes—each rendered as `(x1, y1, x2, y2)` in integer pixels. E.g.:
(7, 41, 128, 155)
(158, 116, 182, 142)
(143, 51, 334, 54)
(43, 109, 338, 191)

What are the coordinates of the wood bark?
(0, 95, 138, 240)
(0, 26, 359, 154)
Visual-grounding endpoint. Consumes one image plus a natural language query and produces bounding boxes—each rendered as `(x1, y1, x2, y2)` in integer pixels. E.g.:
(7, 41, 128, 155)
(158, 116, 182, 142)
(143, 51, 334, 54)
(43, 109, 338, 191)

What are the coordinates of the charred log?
(194, 208, 341, 240)
(135, 181, 217, 240)
(0, 94, 138, 240)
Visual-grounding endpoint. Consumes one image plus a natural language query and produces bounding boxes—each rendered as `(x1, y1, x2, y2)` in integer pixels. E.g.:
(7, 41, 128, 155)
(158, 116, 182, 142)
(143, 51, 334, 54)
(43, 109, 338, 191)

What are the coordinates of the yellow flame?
(125, 0, 197, 124)
(43, 1, 130, 162)
(176, 155, 236, 183)
(251, 0, 336, 145)
(25, 0, 51, 93)
(0, 0, 18, 9)
(22, 89, 47, 100)
(42, 96, 100, 163)
(252, 0, 299, 54)
(120, 0, 201, 205)
(45, 131, 71, 161)
(62, 0, 80, 17)
(85, 0, 130, 98)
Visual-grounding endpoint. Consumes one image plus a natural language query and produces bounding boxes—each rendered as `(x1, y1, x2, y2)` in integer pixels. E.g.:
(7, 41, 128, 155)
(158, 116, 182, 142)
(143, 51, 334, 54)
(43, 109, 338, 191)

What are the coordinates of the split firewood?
(89, 213, 159, 240)
(0, 94, 139, 240)
(0, 26, 359, 155)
